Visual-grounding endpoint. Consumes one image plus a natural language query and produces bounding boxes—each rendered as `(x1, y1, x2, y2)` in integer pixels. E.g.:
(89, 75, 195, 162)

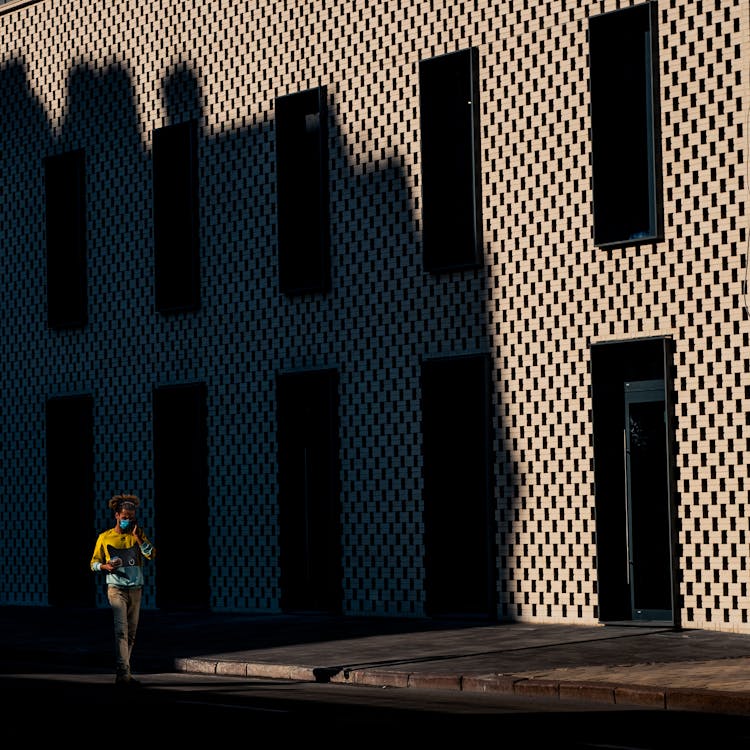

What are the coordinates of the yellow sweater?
(90, 527, 155, 587)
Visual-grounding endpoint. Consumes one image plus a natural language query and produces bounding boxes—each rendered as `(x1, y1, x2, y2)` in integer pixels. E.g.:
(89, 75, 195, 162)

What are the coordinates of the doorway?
(421, 354, 496, 619)
(276, 368, 342, 614)
(591, 338, 677, 625)
(152, 382, 210, 611)
(46, 394, 95, 608)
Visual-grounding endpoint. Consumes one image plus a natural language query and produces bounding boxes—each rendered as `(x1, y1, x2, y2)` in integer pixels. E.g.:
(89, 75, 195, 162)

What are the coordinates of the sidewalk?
(3, 606, 750, 715)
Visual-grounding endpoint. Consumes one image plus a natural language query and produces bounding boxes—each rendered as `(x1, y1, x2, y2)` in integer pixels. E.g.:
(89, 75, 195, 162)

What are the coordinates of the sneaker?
(114, 675, 141, 687)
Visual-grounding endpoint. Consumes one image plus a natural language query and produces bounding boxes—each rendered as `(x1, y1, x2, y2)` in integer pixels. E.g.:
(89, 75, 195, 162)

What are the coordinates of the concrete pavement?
(3, 606, 750, 715)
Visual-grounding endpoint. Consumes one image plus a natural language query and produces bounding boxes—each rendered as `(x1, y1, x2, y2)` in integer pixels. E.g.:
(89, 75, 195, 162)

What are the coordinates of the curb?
(665, 688, 750, 716)
(171, 657, 750, 716)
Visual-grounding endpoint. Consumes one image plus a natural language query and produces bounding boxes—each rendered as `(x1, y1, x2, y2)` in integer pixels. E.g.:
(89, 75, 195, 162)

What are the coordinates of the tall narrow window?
(419, 47, 482, 273)
(275, 86, 330, 294)
(589, 2, 662, 247)
(45, 150, 87, 328)
(153, 119, 200, 312)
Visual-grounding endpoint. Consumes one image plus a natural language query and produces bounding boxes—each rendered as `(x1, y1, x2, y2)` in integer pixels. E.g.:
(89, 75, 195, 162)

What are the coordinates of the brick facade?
(1, 0, 748, 633)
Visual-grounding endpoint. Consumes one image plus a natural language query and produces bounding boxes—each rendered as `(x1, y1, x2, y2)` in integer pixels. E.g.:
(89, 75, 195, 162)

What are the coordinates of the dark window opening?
(589, 2, 662, 248)
(419, 47, 483, 273)
(153, 119, 200, 312)
(275, 86, 330, 295)
(45, 150, 87, 329)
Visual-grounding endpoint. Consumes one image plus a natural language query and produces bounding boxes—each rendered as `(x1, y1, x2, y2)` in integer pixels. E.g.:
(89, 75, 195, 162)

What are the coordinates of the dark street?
(4, 667, 750, 748)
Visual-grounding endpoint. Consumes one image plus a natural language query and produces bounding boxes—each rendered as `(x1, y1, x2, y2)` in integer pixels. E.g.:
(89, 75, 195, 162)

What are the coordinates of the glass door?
(624, 379, 673, 622)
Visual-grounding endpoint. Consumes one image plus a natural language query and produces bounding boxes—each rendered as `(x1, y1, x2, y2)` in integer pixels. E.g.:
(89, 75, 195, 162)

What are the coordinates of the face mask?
(119, 519, 132, 531)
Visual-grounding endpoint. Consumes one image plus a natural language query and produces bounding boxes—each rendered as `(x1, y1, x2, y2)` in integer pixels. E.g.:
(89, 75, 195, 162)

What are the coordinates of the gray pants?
(107, 585, 142, 678)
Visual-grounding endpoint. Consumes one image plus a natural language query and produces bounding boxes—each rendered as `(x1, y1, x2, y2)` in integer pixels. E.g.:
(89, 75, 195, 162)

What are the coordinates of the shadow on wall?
(0, 54, 510, 618)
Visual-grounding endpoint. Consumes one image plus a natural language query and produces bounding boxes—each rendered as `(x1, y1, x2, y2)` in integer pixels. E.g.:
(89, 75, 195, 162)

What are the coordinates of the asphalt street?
(3, 606, 750, 717)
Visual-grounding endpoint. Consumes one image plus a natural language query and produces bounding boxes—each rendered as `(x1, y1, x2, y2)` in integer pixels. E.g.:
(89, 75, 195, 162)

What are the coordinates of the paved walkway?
(3, 606, 750, 715)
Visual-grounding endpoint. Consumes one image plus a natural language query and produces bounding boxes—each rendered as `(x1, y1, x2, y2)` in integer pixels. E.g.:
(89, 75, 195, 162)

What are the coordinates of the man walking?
(90, 494, 156, 686)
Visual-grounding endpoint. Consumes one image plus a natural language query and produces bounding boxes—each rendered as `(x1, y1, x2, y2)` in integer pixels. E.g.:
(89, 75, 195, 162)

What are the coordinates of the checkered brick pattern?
(0, 0, 748, 632)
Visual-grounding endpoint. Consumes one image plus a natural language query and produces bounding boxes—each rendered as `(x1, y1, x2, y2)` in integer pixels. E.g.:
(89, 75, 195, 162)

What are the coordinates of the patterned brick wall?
(0, 0, 748, 632)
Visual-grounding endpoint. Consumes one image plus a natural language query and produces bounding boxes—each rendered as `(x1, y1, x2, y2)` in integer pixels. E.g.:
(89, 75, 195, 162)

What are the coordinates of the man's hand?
(133, 525, 144, 544)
